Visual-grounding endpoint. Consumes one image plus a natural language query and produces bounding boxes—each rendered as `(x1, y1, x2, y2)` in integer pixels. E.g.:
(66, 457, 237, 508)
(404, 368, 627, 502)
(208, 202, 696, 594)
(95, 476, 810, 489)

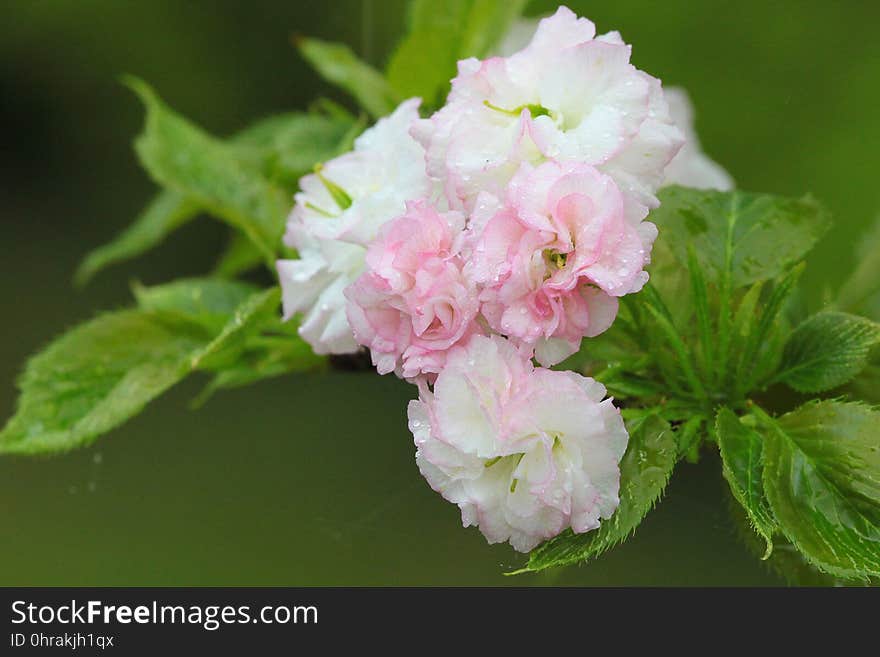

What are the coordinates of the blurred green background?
(1, 0, 877, 586)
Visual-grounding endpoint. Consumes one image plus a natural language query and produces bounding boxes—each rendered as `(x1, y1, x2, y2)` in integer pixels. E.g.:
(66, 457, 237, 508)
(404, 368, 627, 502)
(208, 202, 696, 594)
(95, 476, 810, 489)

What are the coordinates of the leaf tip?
(119, 74, 151, 101)
(72, 260, 94, 289)
(129, 278, 148, 303)
(504, 566, 533, 576)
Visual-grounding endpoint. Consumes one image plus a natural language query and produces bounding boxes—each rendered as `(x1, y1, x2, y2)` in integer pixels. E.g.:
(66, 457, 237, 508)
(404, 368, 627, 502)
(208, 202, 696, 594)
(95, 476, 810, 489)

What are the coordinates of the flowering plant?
(3, 3, 879, 584)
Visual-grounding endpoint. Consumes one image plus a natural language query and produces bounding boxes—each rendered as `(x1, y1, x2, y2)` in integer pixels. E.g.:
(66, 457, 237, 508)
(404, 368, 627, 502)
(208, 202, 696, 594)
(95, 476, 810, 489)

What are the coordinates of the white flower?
(409, 335, 628, 552)
(277, 225, 363, 354)
(277, 98, 433, 355)
(412, 6, 684, 216)
(663, 87, 734, 190)
(292, 98, 432, 246)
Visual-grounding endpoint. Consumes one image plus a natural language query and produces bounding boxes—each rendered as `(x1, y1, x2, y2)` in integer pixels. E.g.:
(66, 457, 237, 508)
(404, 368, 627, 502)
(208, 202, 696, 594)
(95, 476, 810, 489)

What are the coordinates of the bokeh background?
(1, 0, 878, 585)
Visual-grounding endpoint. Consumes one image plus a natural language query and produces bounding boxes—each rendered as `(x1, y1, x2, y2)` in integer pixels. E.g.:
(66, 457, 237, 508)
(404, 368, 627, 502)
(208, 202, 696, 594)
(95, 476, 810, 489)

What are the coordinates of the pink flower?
(468, 160, 654, 365)
(344, 201, 481, 379)
(410, 335, 629, 552)
(412, 6, 683, 214)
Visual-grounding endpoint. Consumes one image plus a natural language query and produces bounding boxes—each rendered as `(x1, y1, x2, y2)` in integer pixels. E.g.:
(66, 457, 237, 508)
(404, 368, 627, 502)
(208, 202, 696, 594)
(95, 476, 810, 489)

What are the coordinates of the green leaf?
(190, 288, 282, 370)
(74, 191, 200, 287)
(726, 489, 837, 586)
(716, 407, 776, 558)
(621, 295, 689, 401)
(639, 285, 706, 400)
(652, 186, 830, 289)
(386, 0, 527, 107)
(557, 317, 645, 376)
(762, 543, 844, 587)
(75, 110, 339, 285)
(758, 400, 880, 579)
(687, 245, 714, 376)
(602, 376, 667, 400)
(231, 111, 310, 148)
(776, 311, 880, 393)
(736, 264, 803, 394)
(725, 281, 765, 393)
(865, 296, 880, 326)
(125, 77, 290, 262)
(849, 357, 880, 404)
(193, 331, 324, 407)
(133, 278, 322, 378)
(297, 37, 400, 119)
(0, 311, 209, 455)
(269, 113, 363, 185)
(132, 278, 283, 369)
(729, 282, 763, 359)
(517, 414, 676, 573)
(387, 2, 471, 106)
(132, 277, 258, 327)
(646, 231, 692, 327)
(677, 415, 706, 463)
(458, 0, 530, 63)
(0, 278, 311, 455)
(213, 231, 266, 278)
(233, 111, 354, 188)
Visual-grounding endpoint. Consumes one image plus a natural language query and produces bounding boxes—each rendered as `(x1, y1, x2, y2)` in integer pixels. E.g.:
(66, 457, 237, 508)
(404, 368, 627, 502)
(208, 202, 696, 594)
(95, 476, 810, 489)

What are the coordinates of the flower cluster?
(411, 335, 628, 552)
(277, 7, 731, 551)
(277, 98, 431, 355)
